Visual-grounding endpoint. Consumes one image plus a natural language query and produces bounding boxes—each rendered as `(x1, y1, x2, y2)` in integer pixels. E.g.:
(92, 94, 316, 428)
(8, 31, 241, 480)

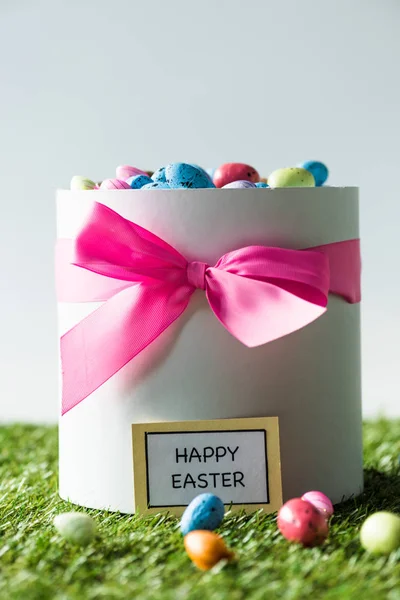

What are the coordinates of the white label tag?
(146, 429, 269, 507)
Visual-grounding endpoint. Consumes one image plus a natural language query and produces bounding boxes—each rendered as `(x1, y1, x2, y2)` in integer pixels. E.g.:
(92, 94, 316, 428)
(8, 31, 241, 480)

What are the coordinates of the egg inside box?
(57, 181, 362, 514)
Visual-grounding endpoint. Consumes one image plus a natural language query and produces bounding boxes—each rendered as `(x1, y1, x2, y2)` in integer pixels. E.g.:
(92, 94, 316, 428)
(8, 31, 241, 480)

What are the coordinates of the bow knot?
(187, 261, 209, 290)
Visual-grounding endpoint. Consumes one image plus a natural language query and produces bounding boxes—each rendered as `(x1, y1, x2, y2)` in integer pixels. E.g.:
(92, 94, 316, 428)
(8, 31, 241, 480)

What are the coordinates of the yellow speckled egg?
(70, 176, 97, 191)
(268, 167, 315, 188)
(184, 530, 234, 570)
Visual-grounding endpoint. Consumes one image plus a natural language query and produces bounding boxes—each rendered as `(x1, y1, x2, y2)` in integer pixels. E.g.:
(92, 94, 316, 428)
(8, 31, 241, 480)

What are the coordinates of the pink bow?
(57, 201, 361, 415)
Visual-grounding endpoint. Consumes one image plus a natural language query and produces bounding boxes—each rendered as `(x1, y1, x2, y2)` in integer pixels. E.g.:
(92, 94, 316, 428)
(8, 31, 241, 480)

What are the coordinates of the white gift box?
(57, 187, 362, 513)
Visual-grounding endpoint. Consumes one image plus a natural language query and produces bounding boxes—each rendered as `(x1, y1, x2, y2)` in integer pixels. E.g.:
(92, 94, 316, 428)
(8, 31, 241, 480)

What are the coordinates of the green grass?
(0, 421, 399, 600)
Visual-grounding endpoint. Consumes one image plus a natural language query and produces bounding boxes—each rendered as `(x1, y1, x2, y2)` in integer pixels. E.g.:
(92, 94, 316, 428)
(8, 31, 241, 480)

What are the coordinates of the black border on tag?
(144, 429, 269, 508)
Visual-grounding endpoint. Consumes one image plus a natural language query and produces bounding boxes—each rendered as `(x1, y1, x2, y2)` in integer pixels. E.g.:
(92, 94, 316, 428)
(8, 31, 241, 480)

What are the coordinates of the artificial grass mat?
(0, 421, 399, 600)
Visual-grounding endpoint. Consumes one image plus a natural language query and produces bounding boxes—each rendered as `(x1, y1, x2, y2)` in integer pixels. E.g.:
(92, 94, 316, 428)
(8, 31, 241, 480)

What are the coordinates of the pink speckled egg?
(277, 498, 329, 547)
(213, 163, 260, 188)
(99, 179, 131, 190)
(116, 165, 148, 180)
(301, 491, 334, 519)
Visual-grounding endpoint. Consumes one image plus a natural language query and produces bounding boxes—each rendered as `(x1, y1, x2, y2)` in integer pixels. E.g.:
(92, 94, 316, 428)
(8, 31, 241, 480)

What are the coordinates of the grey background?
(1, 0, 399, 421)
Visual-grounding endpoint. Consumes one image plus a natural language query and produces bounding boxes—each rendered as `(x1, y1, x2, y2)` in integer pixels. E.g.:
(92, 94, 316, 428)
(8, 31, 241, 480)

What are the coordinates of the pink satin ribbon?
(57, 201, 361, 415)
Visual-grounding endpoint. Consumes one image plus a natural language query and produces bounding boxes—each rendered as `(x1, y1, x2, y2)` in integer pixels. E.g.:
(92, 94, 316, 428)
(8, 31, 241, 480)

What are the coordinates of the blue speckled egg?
(180, 493, 225, 536)
(298, 160, 328, 187)
(189, 164, 214, 182)
(126, 174, 153, 189)
(152, 167, 167, 183)
(222, 180, 257, 189)
(255, 182, 269, 188)
(165, 163, 215, 189)
(141, 181, 171, 189)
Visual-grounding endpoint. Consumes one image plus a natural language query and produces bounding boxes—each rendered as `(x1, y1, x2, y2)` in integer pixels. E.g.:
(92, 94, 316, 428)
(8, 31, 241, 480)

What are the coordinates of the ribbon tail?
(311, 239, 361, 303)
(60, 282, 192, 415)
(206, 268, 327, 347)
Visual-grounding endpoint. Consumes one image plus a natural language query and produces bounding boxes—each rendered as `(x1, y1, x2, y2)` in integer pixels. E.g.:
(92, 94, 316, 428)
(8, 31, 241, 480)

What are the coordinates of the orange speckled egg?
(184, 530, 234, 570)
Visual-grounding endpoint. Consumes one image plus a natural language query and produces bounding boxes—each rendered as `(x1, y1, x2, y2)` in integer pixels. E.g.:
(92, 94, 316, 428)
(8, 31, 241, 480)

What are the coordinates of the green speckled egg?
(53, 512, 97, 546)
(360, 512, 400, 554)
(268, 167, 315, 188)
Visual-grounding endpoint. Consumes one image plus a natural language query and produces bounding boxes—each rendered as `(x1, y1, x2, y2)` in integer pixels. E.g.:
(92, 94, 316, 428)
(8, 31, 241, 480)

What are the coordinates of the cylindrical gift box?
(57, 187, 362, 513)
